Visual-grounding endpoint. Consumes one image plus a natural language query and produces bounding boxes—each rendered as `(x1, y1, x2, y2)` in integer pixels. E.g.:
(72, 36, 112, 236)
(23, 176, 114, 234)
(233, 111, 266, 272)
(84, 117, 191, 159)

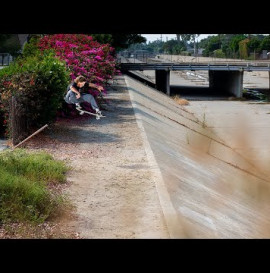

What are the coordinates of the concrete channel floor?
(125, 74, 270, 238)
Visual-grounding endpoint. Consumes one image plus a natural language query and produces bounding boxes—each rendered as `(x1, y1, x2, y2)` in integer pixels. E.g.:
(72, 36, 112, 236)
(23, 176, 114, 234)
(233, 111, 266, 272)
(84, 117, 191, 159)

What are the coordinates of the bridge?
(120, 61, 270, 97)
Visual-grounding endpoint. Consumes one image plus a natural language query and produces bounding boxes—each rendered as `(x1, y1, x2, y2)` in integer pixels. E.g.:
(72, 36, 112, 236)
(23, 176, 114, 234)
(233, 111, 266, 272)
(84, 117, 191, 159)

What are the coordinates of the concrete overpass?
(120, 62, 270, 97)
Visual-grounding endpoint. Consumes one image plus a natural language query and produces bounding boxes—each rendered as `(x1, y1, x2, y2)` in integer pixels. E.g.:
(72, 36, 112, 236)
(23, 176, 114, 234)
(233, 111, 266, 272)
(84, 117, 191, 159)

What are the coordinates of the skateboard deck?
(76, 108, 106, 120)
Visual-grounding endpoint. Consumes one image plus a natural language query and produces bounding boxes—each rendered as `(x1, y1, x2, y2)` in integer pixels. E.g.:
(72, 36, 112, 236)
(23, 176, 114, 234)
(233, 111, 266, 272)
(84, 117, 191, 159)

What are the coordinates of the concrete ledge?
(125, 75, 187, 238)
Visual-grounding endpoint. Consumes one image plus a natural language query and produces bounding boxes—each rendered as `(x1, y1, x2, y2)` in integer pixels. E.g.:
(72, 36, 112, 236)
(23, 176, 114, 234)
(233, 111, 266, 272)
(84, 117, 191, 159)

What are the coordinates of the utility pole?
(194, 36, 196, 57)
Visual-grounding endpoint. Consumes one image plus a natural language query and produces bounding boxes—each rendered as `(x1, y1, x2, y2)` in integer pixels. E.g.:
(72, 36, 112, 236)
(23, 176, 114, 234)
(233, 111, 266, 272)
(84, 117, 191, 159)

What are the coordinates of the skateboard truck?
(76, 107, 106, 120)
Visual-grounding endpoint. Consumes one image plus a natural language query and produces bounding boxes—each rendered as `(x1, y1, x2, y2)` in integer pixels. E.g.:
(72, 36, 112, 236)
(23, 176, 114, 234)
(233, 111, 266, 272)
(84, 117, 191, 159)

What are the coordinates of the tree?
(163, 39, 186, 54)
(0, 34, 21, 56)
(128, 39, 165, 54)
(175, 34, 192, 47)
(247, 37, 261, 53)
(200, 35, 221, 56)
(229, 34, 247, 57)
(0, 34, 11, 44)
(220, 34, 233, 57)
(90, 34, 147, 53)
(111, 34, 146, 51)
(239, 38, 249, 59)
(259, 35, 270, 51)
(213, 49, 225, 58)
(175, 34, 200, 55)
(180, 34, 192, 43)
(90, 34, 112, 44)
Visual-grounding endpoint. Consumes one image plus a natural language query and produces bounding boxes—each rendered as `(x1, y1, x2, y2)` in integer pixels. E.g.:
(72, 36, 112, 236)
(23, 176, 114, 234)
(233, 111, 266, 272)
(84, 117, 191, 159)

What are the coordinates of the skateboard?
(76, 107, 106, 120)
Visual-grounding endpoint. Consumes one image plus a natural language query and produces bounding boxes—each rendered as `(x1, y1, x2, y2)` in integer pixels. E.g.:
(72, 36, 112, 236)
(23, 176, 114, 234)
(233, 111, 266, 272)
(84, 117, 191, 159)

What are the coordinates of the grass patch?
(0, 149, 70, 224)
(202, 112, 207, 128)
(0, 149, 69, 184)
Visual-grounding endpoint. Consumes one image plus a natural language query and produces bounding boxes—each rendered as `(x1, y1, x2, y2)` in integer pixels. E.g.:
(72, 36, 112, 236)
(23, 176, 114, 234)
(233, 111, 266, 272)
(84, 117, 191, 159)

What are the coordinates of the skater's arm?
(70, 86, 81, 98)
(89, 82, 104, 92)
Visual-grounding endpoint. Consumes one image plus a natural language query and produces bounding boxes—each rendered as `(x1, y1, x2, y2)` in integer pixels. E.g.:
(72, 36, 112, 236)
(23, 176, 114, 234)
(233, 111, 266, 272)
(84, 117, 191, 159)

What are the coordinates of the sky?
(141, 34, 216, 43)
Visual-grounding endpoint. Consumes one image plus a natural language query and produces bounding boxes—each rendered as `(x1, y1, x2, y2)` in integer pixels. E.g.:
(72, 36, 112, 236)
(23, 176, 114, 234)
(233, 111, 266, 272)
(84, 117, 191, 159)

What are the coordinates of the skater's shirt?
(68, 80, 104, 96)
(70, 81, 89, 94)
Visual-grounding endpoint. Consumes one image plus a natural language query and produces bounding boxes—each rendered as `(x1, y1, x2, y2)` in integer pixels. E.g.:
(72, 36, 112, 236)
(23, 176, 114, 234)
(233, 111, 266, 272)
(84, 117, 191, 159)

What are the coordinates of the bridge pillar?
(155, 69, 170, 95)
(209, 70, 244, 97)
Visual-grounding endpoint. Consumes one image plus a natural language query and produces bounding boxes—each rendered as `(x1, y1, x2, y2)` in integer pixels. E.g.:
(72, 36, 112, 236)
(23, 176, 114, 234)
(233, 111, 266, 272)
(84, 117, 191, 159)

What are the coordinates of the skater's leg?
(81, 93, 100, 112)
(65, 91, 84, 110)
(67, 90, 84, 105)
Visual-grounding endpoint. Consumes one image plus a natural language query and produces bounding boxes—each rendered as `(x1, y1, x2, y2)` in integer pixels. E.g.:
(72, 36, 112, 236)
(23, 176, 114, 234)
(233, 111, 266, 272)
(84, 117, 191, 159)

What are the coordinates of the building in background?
(0, 34, 29, 66)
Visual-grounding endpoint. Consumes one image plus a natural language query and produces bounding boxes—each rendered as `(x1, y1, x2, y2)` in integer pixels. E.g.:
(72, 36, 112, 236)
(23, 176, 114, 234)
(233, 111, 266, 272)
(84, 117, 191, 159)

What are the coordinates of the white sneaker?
(76, 103, 82, 110)
(95, 109, 102, 115)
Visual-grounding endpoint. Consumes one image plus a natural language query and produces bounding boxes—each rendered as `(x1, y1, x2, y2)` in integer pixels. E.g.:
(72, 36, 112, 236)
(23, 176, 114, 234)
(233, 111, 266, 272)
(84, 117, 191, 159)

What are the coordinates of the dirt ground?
(19, 76, 169, 239)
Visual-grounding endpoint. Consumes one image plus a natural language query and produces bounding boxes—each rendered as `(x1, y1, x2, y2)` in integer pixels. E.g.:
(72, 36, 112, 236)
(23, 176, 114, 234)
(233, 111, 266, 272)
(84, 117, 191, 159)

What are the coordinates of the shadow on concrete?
(123, 71, 233, 101)
(170, 85, 231, 100)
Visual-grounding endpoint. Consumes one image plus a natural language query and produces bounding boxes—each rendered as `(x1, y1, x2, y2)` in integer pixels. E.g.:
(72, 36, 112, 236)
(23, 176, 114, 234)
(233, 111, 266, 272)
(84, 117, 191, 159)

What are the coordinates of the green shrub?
(0, 53, 70, 137)
(213, 49, 226, 58)
(0, 57, 24, 78)
(0, 149, 69, 223)
(22, 35, 41, 57)
(180, 51, 191, 56)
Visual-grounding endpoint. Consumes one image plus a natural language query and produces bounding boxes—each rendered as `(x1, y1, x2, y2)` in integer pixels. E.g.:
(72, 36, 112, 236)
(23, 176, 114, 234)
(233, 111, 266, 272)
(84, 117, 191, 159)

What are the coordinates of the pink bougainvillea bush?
(38, 34, 119, 98)
(0, 34, 120, 137)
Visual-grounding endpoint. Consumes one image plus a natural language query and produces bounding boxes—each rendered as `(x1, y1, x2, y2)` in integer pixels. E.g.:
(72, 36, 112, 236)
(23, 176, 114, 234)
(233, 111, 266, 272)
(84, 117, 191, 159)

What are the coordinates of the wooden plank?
(12, 124, 48, 149)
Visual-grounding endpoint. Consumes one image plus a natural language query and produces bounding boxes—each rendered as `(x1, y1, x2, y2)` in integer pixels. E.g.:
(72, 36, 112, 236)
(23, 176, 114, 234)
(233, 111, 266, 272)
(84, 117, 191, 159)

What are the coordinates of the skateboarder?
(64, 75, 104, 115)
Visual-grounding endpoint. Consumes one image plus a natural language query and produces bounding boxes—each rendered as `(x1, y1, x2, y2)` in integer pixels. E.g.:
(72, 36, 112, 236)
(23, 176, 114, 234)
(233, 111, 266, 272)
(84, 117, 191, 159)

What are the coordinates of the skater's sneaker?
(95, 109, 102, 115)
(76, 103, 82, 110)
